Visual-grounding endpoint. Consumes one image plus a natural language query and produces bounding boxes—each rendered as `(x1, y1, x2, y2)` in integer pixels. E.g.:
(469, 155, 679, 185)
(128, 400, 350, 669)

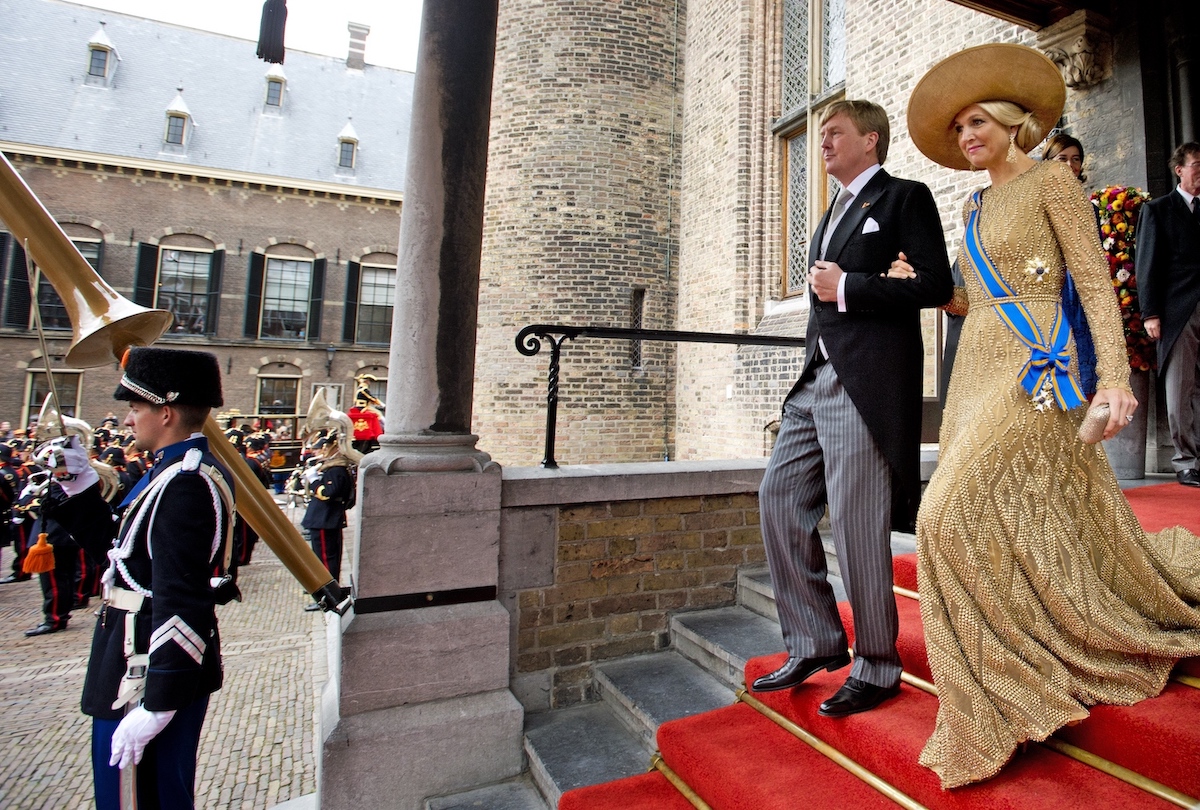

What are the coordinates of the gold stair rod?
(649, 753, 712, 810)
(736, 688, 928, 810)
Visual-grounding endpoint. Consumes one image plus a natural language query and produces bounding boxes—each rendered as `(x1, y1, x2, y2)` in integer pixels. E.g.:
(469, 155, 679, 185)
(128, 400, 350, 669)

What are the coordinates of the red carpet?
(558, 771, 695, 810)
(561, 482, 1200, 808)
(1122, 481, 1200, 534)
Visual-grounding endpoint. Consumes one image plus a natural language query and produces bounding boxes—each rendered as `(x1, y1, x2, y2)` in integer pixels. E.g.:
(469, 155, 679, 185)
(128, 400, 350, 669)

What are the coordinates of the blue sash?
(963, 192, 1086, 410)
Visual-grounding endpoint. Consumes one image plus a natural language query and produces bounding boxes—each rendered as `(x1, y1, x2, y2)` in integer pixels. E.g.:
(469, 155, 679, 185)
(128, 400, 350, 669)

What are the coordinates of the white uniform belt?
(106, 587, 146, 613)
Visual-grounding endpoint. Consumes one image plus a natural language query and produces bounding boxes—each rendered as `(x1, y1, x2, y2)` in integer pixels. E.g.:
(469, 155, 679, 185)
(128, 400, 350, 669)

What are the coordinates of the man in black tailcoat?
(753, 100, 952, 717)
(48, 348, 234, 810)
(1136, 141, 1200, 486)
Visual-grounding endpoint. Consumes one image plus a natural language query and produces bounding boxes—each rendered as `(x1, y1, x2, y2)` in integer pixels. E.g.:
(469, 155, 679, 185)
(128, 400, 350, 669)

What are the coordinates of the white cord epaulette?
(101, 449, 234, 599)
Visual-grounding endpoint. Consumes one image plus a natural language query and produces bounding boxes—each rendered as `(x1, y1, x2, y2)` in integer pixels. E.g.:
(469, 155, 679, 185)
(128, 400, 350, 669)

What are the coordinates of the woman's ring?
(1125, 414, 1133, 422)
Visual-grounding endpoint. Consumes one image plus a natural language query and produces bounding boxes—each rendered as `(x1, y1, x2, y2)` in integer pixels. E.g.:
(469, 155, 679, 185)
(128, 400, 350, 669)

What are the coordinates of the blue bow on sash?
(964, 192, 1086, 411)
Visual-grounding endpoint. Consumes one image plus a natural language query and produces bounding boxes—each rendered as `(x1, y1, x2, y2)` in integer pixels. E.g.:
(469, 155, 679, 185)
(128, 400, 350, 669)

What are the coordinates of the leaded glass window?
(786, 133, 809, 297)
(782, 0, 809, 114)
(821, 0, 846, 91)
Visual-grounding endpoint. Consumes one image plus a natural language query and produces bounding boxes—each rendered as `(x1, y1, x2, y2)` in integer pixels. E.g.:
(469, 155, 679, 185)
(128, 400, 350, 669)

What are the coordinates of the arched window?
(245, 245, 326, 341)
(1, 224, 104, 330)
(343, 252, 396, 345)
(133, 235, 223, 335)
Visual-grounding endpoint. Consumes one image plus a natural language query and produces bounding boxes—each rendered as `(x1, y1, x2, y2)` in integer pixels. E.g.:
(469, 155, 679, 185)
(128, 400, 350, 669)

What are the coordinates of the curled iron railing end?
(515, 324, 545, 356)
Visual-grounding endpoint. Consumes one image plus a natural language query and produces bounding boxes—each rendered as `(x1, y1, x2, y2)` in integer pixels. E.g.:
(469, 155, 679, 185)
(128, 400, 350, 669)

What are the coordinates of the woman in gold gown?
(900, 44, 1200, 789)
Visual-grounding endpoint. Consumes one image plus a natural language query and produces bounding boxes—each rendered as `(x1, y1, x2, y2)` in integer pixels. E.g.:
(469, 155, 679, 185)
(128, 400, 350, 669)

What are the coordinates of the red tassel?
(23, 533, 54, 575)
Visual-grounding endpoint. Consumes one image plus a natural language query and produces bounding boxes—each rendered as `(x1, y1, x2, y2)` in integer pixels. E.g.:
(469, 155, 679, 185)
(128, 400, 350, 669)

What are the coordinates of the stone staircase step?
(594, 651, 736, 752)
(523, 703, 649, 809)
(670, 605, 784, 690)
(425, 777, 549, 810)
(740, 531, 917, 621)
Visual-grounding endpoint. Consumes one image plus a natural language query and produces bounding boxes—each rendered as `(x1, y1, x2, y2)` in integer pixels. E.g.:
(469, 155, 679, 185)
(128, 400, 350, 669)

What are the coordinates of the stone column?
(319, 3, 523, 808)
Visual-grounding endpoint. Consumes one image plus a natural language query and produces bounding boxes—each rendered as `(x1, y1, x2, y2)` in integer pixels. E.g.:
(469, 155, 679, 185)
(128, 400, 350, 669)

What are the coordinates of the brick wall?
(500, 461, 768, 710)
(1, 156, 396, 425)
(474, 0, 685, 467)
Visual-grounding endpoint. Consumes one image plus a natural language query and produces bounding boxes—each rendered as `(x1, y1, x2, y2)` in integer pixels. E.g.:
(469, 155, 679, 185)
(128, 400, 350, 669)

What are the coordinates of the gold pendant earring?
(1006, 133, 1018, 164)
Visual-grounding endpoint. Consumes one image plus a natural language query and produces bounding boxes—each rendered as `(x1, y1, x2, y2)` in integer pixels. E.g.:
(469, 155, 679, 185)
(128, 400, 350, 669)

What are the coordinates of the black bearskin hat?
(114, 348, 223, 407)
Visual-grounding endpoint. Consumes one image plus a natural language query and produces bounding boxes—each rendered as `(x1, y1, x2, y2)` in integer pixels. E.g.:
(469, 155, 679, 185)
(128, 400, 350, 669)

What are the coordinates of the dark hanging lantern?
(256, 0, 288, 64)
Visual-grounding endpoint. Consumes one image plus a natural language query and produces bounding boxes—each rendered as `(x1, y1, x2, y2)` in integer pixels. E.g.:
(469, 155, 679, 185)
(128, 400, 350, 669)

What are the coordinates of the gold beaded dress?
(916, 160, 1200, 789)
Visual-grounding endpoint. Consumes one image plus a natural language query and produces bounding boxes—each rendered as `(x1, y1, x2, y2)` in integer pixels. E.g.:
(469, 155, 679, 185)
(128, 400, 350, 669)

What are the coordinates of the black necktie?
(1193, 198, 1200, 224)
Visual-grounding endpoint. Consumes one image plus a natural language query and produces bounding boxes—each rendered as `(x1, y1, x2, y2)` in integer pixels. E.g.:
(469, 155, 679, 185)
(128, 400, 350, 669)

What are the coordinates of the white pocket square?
(861, 217, 880, 234)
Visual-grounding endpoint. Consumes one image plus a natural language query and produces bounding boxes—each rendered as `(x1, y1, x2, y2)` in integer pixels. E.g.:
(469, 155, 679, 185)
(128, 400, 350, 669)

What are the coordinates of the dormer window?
(266, 79, 283, 106)
(85, 23, 118, 86)
(162, 88, 193, 152)
(88, 47, 109, 77)
(336, 120, 358, 172)
(264, 65, 287, 109)
(165, 114, 187, 145)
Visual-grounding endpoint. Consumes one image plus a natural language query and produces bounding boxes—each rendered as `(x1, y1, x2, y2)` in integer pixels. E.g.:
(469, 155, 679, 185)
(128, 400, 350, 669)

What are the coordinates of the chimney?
(347, 22, 370, 70)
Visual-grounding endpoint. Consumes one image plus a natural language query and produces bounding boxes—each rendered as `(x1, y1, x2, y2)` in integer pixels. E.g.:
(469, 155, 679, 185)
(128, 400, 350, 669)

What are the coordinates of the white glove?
(303, 466, 322, 484)
(108, 706, 176, 769)
(41, 435, 100, 497)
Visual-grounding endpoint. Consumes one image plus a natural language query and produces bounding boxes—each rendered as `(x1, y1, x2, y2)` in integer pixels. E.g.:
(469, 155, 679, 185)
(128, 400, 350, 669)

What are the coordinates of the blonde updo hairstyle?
(975, 100, 1046, 153)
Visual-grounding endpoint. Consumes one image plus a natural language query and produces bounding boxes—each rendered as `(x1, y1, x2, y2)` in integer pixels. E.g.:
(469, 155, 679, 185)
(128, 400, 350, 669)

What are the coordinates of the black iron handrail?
(515, 324, 806, 468)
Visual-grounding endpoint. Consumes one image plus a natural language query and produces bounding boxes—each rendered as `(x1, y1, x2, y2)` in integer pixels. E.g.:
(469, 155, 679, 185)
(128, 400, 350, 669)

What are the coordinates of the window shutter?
(245, 252, 265, 338)
(4, 241, 30, 329)
(343, 260, 360, 343)
(133, 243, 158, 307)
(307, 257, 326, 341)
(206, 250, 224, 335)
(0, 232, 8, 319)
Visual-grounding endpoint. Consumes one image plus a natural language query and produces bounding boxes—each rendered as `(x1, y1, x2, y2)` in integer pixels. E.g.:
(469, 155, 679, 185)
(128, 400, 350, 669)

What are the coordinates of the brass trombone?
(0, 152, 349, 614)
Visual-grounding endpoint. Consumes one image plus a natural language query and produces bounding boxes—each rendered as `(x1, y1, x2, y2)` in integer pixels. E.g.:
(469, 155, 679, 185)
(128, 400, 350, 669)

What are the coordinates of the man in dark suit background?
(1135, 141, 1200, 487)
(752, 100, 952, 716)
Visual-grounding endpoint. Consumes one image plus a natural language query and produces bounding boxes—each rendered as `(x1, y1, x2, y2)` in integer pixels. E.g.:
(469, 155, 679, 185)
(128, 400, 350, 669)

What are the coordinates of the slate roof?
(0, 0, 413, 193)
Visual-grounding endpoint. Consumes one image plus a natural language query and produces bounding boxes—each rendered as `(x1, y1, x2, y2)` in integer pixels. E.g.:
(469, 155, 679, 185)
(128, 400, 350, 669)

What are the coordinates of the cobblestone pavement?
(0, 498, 334, 809)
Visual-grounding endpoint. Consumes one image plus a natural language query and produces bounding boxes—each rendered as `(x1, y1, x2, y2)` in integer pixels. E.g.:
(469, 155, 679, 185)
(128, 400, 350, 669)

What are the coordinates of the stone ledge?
(501, 460, 768, 508)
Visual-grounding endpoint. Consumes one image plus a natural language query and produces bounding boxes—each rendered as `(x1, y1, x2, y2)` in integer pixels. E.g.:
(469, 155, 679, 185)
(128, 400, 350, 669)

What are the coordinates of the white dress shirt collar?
(838, 163, 883, 202)
(1176, 185, 1197, 211)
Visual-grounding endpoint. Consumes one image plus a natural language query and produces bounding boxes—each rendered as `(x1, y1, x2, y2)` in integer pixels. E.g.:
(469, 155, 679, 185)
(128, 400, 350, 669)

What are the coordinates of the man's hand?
(885, 251, 917, 279)
(109, 706, 176, 769)
(1144, 316, 1161, 340)
(808, 260, 844, 302)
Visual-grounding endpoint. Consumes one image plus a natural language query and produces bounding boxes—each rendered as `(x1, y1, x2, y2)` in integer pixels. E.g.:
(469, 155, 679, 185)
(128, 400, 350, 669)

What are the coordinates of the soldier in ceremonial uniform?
(346, 373, 385, 454)
(0, 442, 28, 583)
(300, 434, 355, 608)
(48, 348, 234, 810)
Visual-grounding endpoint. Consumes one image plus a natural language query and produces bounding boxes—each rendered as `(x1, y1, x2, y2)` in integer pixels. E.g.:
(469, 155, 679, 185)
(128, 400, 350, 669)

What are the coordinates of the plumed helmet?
(114, 348, 223, 407)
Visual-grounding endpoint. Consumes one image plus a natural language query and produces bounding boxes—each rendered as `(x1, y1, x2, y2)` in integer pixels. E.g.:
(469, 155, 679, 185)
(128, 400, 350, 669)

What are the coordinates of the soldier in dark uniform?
(23, 475, 86, 636)
(0, 442, 28, 583)
(48, 348, 233, 810)
(300, 434, 355, 609)
(232, 435, 272, 569)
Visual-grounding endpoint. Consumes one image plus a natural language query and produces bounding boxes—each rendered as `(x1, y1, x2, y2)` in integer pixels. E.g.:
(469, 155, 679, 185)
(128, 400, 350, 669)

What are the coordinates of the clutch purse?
(1077, 402, 1110, 445)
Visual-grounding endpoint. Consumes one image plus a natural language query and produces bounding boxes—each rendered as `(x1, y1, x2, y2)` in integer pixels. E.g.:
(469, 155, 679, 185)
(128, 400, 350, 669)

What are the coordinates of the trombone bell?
(0, 153, 172, 368)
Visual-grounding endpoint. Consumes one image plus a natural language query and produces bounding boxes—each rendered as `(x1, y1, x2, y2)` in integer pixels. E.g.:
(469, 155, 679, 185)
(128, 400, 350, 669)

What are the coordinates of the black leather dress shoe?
(24, 622, 66, 637)
(0, 574, 31, 584)
(303, 602, 322, 612)
(818, 676, 900, 717)
(1177, 469, 1200, 487)
(751, 652, 851, 692)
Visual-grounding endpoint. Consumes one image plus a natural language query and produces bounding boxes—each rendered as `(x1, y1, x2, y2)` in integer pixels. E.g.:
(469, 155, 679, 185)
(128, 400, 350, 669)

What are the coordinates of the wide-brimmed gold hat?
(907, 43, 1065, 170)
